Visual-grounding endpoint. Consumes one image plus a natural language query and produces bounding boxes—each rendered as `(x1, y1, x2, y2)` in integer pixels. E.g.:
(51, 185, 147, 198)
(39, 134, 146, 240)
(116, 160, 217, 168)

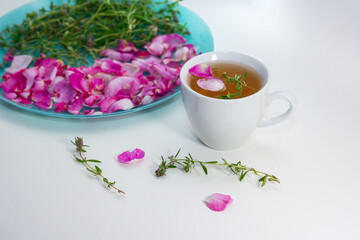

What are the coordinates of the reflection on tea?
(188, 62, 263, 99)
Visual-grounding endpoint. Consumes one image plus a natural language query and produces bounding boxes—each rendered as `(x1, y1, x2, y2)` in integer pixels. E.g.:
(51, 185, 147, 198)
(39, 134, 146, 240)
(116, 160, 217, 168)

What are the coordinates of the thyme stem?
(72, 137, 125, 194)
(155, 150, 280, 187)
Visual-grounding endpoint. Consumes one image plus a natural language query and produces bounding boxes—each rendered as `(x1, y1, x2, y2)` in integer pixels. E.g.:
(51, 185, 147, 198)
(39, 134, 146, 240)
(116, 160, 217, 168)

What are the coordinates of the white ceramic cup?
(180, 51, 296, 150)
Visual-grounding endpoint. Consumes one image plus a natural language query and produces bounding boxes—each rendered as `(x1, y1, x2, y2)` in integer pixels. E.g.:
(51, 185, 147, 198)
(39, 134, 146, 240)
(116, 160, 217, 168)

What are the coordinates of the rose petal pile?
(0, 34, 197, 115)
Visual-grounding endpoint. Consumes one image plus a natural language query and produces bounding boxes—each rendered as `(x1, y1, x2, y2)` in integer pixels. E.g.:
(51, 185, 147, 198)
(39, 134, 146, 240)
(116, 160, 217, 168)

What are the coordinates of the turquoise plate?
(0, 0, 214, 118)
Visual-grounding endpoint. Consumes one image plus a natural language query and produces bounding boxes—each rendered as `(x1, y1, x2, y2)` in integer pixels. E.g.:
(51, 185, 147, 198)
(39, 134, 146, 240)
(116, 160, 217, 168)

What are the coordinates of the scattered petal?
(131, 148, 145, 159)
(205, 193, 233, 212)
(118, 148, 145, 163)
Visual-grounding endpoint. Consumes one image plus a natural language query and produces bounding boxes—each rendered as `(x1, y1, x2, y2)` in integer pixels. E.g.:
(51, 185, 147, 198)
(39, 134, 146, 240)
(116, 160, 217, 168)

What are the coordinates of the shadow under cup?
(180, 51, 276, 150)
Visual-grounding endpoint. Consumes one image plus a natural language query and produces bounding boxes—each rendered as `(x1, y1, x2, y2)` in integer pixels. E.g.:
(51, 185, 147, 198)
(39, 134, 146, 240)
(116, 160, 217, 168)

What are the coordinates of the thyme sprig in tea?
(72, 137, 125, 194)
(155, 149, 280, 187)
(218, 72, 248, 99)
(0, 0, 189, 66)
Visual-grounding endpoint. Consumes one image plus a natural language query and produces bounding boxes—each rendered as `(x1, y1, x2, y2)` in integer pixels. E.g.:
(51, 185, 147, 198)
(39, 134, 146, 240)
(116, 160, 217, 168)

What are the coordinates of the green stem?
(78, 150, 125, 194)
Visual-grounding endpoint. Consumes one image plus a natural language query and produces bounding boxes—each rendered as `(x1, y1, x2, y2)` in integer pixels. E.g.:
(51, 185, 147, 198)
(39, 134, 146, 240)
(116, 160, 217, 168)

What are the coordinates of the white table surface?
(1, 0, 360, 239)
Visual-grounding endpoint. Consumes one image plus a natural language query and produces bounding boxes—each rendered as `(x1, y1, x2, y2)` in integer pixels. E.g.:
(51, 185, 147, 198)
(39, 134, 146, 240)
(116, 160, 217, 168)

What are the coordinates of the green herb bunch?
(218, 72, 248, 99)
(72, 137, 125, 194)
(155, 149, 280, 187)
(0, 0, 189, 66)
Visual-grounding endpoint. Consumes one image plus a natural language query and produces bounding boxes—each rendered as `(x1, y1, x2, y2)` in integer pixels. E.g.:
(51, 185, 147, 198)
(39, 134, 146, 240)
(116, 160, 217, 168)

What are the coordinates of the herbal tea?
(187, 62, 263, 99)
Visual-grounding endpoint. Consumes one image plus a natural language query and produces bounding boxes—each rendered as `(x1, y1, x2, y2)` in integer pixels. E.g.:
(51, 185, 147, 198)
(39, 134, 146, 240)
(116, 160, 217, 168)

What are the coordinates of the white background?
(1, 0, 360, 239)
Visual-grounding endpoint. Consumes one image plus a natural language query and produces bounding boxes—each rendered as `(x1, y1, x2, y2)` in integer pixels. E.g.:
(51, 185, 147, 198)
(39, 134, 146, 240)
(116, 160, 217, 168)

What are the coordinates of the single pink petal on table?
(118, 148, 145, 163)
(205, 193, 233, 212)
(189, 64, 213, 77)
(131, 148, 145, 159)
(197, 77, 225, 91)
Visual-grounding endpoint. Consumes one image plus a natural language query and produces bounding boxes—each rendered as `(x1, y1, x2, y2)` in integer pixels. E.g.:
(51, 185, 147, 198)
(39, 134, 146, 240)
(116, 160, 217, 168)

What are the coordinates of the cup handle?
(257, 91, 296, 127)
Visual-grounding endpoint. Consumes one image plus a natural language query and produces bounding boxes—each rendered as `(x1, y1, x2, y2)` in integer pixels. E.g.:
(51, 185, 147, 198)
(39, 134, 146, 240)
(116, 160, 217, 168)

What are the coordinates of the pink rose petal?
(131, 148, 145, 159)
(118, 148, 145, 163)
(197, 77, 225, 91)
(189, 64, 213, 77)
(107, 98, 134, 113)
(67, 98, 83, 115)
(5, 55, 33, 74)
(205, 193, 233, 212)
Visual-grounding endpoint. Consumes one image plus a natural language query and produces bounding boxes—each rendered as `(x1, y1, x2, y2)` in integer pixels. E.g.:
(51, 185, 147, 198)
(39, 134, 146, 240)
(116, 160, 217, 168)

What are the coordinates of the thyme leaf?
(218, 72, 248, 99)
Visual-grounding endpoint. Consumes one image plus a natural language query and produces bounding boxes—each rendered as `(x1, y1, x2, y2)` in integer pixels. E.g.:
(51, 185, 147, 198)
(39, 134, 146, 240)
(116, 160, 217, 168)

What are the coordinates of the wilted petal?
(67, 70, 87, 94)
(2, 72, 26, 93)
(120, 63, 141, 77)
(96, 58, 123, 74)
(89, 77, 105, 93)
(189, 64, 213, 77)
(205, 193, 233, 212)
(67, 98, 83, 115)
(107, 98, 134, 113)
(145, 42, 167, 56)
(4, 92, 17, 100)
(3, 53, 14, 62)
(5, 55, 33, 74)
(197, 77, 225, 91)
(32, 90, 53, 109)
(100, 98, 117, 113)
(139, 94, 154, 105)
(84, 109, 103, 115)
(105, 76, 139, 98)
(84, 94, 104, 107)
(173, 44, 197, 62)
(116, 39, 139, 53)
(164, 33, 187, 47)
(53, 79, 77, 103)
(102, 49, 134, 62)
(22, 67, 38, 91)
(54, 102, 67, 112)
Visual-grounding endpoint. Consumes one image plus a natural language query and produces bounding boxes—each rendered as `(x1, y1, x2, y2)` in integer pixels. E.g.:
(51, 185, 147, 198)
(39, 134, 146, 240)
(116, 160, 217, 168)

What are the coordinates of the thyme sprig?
(218, 72, 248, 99)
(155, 149, 280, 187)
(0, 0, 189, 66)
(72, 137, 125, 194)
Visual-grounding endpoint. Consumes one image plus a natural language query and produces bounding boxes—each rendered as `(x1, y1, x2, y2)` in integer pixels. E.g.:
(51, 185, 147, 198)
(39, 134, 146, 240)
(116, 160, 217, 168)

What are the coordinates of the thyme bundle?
(0, 0, 189, 66)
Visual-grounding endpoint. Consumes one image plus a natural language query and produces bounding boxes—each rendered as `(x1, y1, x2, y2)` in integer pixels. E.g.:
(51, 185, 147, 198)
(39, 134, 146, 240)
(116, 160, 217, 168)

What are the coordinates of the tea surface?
(188, 62, 263, 99)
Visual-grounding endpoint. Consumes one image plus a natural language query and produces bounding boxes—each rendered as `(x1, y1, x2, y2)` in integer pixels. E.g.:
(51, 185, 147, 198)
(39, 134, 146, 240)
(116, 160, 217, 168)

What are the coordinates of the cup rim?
(180, 51, 270, 102)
